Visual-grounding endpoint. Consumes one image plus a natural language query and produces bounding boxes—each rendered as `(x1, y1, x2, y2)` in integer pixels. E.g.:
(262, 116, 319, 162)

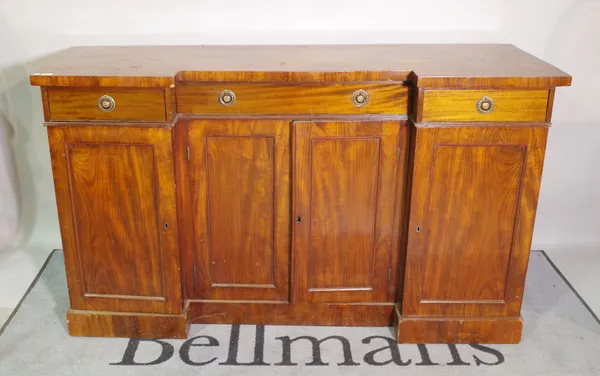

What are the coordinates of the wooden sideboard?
(30, 45, 571, 343)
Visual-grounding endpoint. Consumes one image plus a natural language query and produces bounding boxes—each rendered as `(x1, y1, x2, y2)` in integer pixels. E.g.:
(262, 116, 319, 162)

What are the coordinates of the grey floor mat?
(0, 250, 599, 375)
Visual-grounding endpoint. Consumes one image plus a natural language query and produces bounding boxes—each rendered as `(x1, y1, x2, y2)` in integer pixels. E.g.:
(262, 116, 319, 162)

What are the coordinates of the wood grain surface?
(310, 137, 380, 289)
(187, 119, 291, 301)
(422, 145, 524, 301)
(47, 87, 166, 121)
(69, 143, 164, 298)
(35, 43, 570, 343)
(177, 83, 409, 115)
(173, 120, 193, 302)
(48, 125, 183, 314)
(207, 136, 275, 286)
(391, 121, 412, 302)
(546, 87, 556, 122)
(67, 309, 189, 339)
(402, 125, 548, 318)
(293, 121, 402, 303)
(421, 89, 549, 122)
(188, 301, 394, 326)
(394, 309, 523, 343)
(29, 44, 571, 89)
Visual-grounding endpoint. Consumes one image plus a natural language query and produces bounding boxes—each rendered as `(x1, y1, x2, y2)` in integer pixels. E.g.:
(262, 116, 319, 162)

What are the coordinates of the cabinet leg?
(66, 308, 190, 339)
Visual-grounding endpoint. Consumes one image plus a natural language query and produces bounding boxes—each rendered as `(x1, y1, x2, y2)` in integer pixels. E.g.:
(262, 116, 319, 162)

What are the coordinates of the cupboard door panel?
(206, 136, 275, 287)
(188, 119, 290, 301)
(48, 126, 182, 314)
(422, 145, 524, 301)
(309, 138, 380, 289)
(294, 121, 403, 303)
(403, 126, 547, 317)
(69, 143, 164, 298)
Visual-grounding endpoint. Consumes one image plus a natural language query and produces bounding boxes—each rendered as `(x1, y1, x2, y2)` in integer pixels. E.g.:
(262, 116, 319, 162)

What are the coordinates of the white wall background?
(0, 0, 599, 256)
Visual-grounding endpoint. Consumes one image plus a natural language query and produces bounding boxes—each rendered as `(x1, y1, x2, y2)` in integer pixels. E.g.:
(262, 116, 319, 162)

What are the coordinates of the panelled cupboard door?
(47, 126, 182, 314)
(293, 121, 402, 303)
(187, 120, 291, 301)
(402, 126, 548, 317)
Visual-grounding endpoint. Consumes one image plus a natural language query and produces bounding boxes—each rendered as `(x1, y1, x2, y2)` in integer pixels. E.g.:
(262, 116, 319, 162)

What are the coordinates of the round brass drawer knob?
(219, 90, 236, 106)
(352, 89, 369, 107)
(98, 95, 115, 112)
(477, 96, 494, 114)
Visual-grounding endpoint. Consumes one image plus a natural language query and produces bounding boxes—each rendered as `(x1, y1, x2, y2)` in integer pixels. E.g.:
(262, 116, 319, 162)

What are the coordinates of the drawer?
(420, 90, 549, 122)
(177, 83, 409, 115)
(47, 88, 167, 121)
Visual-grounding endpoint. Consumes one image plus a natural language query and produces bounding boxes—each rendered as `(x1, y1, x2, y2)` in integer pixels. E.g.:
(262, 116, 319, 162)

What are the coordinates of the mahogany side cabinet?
(29, 45, 571, 343)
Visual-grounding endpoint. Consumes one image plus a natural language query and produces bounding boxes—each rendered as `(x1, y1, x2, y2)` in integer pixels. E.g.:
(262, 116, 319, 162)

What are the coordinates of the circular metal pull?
(351, 89, 369, 107)
(219, 90, 236, 106)
(477, 96, 494, 114)
(98, 95, 115, 112)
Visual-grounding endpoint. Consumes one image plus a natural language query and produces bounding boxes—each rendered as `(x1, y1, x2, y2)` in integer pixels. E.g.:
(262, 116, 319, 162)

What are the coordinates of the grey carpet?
(0, 250, 599, 375)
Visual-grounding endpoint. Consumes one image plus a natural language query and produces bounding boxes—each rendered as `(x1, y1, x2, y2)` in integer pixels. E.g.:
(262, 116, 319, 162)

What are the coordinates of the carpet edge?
(0, 248, 60, 337)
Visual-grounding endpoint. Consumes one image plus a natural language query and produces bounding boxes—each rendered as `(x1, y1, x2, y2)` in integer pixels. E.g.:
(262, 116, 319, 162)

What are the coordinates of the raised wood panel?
(421, 90, 548, 122)
(47, 125, 182, 314)
(309, 138, 380, 289)
(188, 119, 290, 301)
(421, 145, 525, 301)
(68, 143, 164, 298)
(206, 136, 275, 286)
(47, 88, 166, 121)
(294, 121, 402, 303)
(403, 125, 548, 317)
(177, 83, 409, 115)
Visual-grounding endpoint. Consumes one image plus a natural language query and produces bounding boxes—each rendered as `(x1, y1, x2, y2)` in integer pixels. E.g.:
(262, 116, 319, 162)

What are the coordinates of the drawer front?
(177, 83, 409, 115)
(47, 88, 167, 121)
(421, 90, 549, 122)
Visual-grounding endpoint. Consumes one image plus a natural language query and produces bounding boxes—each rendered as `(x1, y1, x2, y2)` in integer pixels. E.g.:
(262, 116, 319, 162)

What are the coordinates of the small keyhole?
(296, 216, 302, 223)
(416, 225, 421, 233)
(164, 223, 169, 230)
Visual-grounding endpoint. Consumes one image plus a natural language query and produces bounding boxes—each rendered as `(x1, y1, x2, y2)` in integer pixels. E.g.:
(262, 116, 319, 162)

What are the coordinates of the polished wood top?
(29, 44, 571, 89)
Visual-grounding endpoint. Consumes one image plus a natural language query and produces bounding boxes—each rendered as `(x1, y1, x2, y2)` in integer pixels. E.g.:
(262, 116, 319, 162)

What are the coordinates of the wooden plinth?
(67, 309, 189, 339)
(394, 306, 523, 344)
(188, 301, 395, 326)
(66, 303, 523, 343)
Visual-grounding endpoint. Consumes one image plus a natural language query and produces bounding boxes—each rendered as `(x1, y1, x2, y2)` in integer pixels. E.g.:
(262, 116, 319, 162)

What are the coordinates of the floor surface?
(0, 246, 598, 328)
(544, 246, 600, 319)
(0, 245, 53, 327)
(2, 250, 599, 375)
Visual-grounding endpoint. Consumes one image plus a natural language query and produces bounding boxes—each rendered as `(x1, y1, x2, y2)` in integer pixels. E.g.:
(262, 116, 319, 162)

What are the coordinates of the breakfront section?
(396, 88, 552, 343)
(30, 44, 570, 343)
(404, 126, 547, 319)
(181, 118, 408, 323)
(47, 124, 187, 338)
